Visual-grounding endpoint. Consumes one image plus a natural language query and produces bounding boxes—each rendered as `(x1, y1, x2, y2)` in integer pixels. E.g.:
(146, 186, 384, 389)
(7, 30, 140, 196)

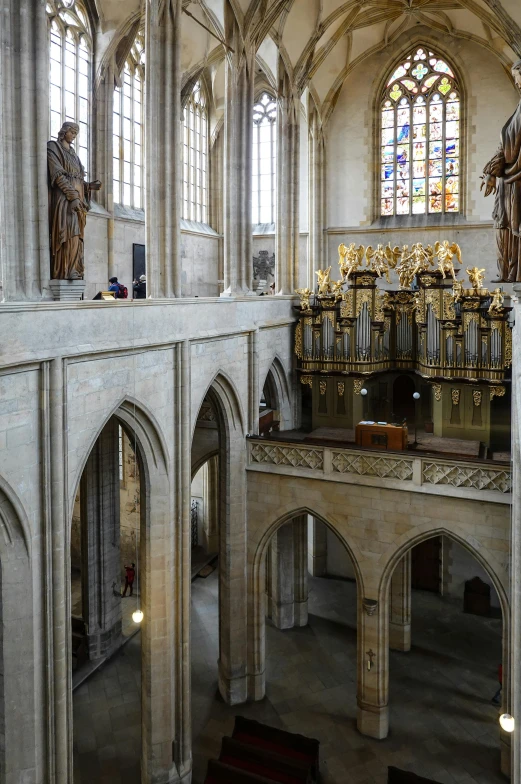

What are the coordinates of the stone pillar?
(80, 419, 122, 660)
(0, 0, 50, 300)
(509, 283, 521, 780)
(307, 516, 327, 577)
(389, 552, 411, 652)
(357, 598, 389, 740)
(276, 60, 300, 295)
(268, 518, 308, 629)
(145, 0, 182, 298)
(49, 358, 73, 783)
(221, 4, 254, 296)
(307, 101, 325, 288)
(204, 455, 219, 553)
(92, 62, 115, 278)
(249, 327, 260, 435)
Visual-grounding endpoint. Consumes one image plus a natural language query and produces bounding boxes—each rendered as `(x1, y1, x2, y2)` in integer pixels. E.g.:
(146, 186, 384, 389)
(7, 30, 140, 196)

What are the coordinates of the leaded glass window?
(252, 93, 277, 225)
(380, 47, 460, 217)
(182, 82, 208, 223)
(47, 0, 92, 175)
(113, 34, 145, 209)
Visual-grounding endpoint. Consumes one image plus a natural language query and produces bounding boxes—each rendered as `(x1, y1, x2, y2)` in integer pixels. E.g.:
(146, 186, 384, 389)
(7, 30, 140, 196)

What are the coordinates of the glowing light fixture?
(500, 714, 515, 733)
(360, 388, 368, 396)
(132, 609, 144, 624)
(413, 392, 420, 400)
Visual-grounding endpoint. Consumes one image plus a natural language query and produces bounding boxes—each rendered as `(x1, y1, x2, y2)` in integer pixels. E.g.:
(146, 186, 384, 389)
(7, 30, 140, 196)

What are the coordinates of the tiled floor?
(73, 569, 504, 784)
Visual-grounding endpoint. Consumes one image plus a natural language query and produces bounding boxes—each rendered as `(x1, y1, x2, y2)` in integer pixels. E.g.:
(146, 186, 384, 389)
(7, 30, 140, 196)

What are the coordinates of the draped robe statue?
(482, 61, 521, 282)
(47, 122, 101, 280)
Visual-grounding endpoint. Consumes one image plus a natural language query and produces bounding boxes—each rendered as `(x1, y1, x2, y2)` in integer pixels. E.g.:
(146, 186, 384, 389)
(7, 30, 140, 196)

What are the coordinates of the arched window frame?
(47, 0, 92, 175)
(252, 91, 277, 225)
(113, 33, 145, 210)
(182, 80, 209, 224)
(379, 46, 462, 219)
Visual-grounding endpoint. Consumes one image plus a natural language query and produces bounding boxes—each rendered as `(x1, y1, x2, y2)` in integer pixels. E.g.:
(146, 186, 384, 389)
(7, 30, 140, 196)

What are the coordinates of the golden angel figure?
(315, 266, 332, 295)
(434, 241, 462, 280)
(330, 280, 345, 300)
(295, 287, 313, 310)
(365, 244, 393, 284)
(466, 266, 486, 291)
(452, 278, 464, 303)
(338, 242, 364, 280)
(488, 287, 505, 315)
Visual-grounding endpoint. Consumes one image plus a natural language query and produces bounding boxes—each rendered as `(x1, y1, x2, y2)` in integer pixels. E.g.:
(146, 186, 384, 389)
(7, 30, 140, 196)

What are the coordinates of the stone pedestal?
(357, 702, 389, 740)
(49, 279, 86, 302)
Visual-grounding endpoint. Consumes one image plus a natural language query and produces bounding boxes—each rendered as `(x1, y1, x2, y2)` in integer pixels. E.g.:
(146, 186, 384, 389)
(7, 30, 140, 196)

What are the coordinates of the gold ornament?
(319, 380, 327, 395)
(490, 386, 506, 401)
(353, 379, 364, 395)
(451, 389, 460, 405)
(433, 383, 442, 402)
(295, 287, 313, 310)
(434, 240, 462, 280)
(488, 288, 504, 315)
(338, 242, 364, 280)
(466, 266, 486, 291)
(472, 390, 482, 407)
(294, 321, 302, 358)
(315, 266, 332, 295)
(300, 375, 313, 387)
(337, 382, 345, 396)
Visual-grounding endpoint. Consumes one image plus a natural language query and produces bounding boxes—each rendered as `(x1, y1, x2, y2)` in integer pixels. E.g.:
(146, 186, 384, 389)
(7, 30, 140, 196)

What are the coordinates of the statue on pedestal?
(47, 122, 101, 280)
(482, 61, 521, 282)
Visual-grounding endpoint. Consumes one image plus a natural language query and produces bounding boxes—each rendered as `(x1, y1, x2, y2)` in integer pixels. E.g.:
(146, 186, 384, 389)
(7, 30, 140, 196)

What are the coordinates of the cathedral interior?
(1, 0, 521, 782)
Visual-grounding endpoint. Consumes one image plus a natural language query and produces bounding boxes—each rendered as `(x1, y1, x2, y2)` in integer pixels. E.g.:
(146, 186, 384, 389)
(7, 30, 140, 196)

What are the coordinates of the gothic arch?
(248, 506, 364, 699)
(379, 526, 511, 717)
(260, 354, 293, 429)
(192, 370, 246, 443)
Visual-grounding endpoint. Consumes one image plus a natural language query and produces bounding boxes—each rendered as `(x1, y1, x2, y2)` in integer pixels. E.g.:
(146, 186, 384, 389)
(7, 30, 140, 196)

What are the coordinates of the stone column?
(92, 62, 115, 278)
(307, 101, 326, 288)
(145, 0, 182, 298)
(389, 552, 411, 652)
(268, 518, 308, 629)
(276, 60, 300, 295)
(357, 597, 389, 740)
(509, 283, 521, 780)
(307, 516, 327, 577)
(0, 0, 50, 300)
(80, 419, 122, 660)
(49, 358, 73, 783)
(221, 5, 254, 296)
(204, 455, 219, 553)
(249, 327, 259, 435)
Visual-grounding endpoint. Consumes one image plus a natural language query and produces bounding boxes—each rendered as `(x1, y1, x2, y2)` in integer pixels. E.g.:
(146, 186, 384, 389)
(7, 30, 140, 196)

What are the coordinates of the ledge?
(326, 220, 494, 235)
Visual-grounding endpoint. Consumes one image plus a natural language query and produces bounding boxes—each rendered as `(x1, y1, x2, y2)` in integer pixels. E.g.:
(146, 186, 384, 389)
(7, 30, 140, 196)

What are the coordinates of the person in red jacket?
(492, 663, 502, 704)
(122, 563, 136, 597)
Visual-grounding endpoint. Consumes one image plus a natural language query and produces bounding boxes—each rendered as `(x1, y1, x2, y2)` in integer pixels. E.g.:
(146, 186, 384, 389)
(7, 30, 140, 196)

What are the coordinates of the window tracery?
(182, 81, 208, 223)
(113, 34, 145, 209)
(252, 93, 277, 225)
(380, 47, 460, 217)
(47, 0, 92, 174)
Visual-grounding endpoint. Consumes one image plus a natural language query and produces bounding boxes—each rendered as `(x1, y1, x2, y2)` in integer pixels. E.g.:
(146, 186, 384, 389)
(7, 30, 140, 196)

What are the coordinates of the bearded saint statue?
(482, 60, 521, 282)
(47, 122, 101, 279)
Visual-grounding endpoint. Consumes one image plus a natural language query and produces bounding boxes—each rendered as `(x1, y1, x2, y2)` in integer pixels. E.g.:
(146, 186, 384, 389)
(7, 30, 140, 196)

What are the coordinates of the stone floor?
(73, 569, 504, 784)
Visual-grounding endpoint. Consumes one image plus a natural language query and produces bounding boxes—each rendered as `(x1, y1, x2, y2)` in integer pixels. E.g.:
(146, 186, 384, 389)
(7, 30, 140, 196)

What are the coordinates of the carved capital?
(363, 598, 378, 616)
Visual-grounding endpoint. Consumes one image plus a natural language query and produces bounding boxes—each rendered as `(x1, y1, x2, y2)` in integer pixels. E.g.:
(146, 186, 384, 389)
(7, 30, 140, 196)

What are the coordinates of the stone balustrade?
(247, 438, 511, 503)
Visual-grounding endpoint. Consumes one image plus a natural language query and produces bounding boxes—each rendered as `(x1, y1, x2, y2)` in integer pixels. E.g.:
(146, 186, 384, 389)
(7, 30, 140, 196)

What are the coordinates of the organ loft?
(1, 2, 521, 784)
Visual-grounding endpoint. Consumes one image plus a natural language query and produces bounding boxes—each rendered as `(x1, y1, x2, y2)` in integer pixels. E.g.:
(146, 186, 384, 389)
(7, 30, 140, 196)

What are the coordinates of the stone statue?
(47, 122, 101, 280)
(482, 60, 521, 282)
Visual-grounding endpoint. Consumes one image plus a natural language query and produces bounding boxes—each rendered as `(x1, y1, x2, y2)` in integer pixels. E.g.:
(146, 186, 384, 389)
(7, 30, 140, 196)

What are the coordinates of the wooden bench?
(220, 736, 312, 783)
(205, 758, 278, 783)
(233, 717, 319, 782)
(389, 766, 442, 783)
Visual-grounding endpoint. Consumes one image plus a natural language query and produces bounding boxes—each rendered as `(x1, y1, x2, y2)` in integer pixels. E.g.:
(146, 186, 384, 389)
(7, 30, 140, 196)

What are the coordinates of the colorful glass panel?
(380, 46, 460, 217)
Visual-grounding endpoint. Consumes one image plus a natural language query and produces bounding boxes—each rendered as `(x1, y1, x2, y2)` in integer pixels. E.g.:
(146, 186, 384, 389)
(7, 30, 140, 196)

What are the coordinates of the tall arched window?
(252, 93, 277, 224)
(113, 34, 145, 209)
(182, 81, 208, 223)
(380, 47, 460, 217)
(47, 0, 92, 175)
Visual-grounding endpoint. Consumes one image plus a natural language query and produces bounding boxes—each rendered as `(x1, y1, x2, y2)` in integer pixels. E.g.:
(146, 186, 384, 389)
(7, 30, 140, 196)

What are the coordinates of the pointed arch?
(260, 354, 293, 429)
(192, 370, 246, 443)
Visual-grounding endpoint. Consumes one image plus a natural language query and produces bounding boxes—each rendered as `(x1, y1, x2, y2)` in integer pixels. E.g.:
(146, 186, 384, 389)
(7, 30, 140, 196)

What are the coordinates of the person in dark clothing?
(122, 563, 136, 597)
(133, 274, 146, 299)
(108, 276, 128, 298)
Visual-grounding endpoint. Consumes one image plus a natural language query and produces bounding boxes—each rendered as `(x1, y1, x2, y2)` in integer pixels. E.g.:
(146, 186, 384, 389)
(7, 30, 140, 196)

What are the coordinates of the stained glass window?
(380, 47, 460, 217)
(47, 0, 92, 175)
(252, 93, 277, 225)
(113, 34, 145, 209)
(182, 82, 208, 223)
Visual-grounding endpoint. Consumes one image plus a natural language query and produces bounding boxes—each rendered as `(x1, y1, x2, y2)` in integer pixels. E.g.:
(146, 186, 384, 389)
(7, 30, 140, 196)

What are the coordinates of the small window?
(113, 34, 145, 209)
(252, 93, 277, 225)
(380, 47, 460, 217)
(47, 0, 92, 174)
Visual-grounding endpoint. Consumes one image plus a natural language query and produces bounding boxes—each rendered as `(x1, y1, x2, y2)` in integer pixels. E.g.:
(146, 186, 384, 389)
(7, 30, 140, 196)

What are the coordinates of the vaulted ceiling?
(94, 0, 521, 124)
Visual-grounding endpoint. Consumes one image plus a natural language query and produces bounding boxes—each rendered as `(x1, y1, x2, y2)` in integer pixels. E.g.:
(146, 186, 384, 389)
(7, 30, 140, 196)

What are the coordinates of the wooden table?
(355, 422, 408, 451)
